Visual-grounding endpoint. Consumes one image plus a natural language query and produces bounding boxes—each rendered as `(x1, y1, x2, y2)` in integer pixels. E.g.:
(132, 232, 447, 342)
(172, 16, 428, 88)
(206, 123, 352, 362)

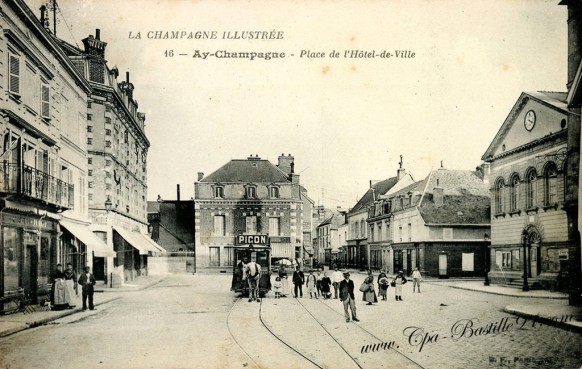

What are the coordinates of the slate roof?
(349, 177, 398, 214)
(201, 159, 290, 183)
(418, 169, 490, 225)
(317, 211, 346, 230)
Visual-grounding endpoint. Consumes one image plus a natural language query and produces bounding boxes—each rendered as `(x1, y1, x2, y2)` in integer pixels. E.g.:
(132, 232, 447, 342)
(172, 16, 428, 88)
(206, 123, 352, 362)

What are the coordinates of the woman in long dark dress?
(362, 274, 378, 305)
(320, 272, 332, 299)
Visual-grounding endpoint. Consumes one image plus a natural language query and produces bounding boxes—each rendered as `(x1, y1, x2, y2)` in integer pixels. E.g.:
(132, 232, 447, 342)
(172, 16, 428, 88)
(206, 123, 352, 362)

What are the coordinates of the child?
(378, 272, 390, 301)
(273, 277, 283, 299)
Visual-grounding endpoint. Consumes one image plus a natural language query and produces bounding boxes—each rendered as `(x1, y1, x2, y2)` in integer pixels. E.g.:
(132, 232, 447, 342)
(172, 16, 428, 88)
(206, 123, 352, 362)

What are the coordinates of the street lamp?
(104, 196, 112, 212)
(484, 233, 490, 286)
(522, 229, 530, 292)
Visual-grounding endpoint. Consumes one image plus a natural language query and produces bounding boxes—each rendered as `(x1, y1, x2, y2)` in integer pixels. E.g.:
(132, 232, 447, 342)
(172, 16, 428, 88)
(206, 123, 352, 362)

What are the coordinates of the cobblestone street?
(0, 274, 580, 369)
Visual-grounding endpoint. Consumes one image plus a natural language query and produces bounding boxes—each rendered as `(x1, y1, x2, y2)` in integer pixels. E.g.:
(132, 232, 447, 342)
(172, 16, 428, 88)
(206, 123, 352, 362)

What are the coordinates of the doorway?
(93, 257, 105, 280)
(438, 254, 448, 278)
(22, 244, 38, 303)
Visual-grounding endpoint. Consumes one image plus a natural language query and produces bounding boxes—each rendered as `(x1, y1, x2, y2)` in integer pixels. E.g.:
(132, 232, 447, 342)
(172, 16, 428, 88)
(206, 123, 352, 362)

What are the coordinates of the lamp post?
(522, 229, 530, 292)
(484, 233, 490, 286)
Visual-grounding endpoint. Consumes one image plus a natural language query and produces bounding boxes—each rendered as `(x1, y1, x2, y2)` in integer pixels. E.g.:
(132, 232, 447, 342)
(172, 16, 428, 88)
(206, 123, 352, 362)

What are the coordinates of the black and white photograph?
(0, 0, 580, 368)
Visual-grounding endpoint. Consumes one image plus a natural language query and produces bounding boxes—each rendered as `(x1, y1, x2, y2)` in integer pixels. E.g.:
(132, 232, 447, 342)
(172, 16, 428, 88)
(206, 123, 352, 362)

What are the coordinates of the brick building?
(194, 154, 309, 272)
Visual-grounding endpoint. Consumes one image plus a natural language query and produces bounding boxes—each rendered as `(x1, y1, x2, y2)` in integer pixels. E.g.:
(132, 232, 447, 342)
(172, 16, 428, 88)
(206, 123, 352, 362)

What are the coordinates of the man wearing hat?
(339, 271, 359, 323)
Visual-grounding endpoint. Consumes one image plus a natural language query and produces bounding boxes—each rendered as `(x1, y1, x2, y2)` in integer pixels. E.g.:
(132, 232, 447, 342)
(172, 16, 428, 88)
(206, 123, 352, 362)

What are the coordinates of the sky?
(31, 0, 568, 207)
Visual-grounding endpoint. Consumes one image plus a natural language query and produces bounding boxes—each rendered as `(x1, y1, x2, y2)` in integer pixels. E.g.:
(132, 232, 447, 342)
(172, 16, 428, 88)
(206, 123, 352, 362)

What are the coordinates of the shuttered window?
(8, 53, 20, 95)
(41, 83, 50, 119)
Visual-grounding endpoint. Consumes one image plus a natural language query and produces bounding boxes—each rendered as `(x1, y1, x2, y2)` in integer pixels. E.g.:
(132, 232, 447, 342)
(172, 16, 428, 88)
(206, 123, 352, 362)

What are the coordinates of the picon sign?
(236, 235, 269, 245)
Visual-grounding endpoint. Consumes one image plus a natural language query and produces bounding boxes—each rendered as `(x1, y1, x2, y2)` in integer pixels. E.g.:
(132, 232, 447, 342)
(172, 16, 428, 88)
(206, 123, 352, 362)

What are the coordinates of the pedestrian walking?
(63, 263, 77, 309)
(306, 270, 318, 298)
(362, 274, 378, 305)
(78, 266, 96, 311)
(339, 271, 359, 322)
(378, 272, 390, 301)
(292, 267, 304, 298)
(331, 268, 343, 299)
(245, 259, 261, 302)
(392, 270, 407, 301)
(411, 267, 423, 293)
(321, 272, 332, 299)
(273, 277, 283, 299)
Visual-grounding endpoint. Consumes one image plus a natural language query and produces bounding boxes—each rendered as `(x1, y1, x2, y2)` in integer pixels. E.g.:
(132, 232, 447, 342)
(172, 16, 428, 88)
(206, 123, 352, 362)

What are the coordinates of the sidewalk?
(0, 274, 167, 338)
(425, 279, 582, 332)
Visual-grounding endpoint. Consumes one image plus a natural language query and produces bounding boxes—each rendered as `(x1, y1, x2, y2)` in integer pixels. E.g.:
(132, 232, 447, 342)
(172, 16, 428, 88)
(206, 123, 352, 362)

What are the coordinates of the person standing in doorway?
(292, 266, 304, 298)
(78, 266, 96, 311)
(63, 263, 77, 309)
(411, 267, 423, 293)
(339, 271, 359, 323)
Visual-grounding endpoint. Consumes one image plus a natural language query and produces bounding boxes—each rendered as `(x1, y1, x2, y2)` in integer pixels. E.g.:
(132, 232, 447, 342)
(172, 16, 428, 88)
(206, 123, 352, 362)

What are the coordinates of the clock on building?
(524, 110, 536, 131)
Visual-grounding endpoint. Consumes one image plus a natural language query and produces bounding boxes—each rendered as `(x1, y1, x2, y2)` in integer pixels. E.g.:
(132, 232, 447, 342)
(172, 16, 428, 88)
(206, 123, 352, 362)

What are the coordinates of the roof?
(418, 169, 490, 225)
(147, 201, 160, 213)
(349, 177, 398, 214)
(317, 211, 345, 230)
(201, 158, 291, 183)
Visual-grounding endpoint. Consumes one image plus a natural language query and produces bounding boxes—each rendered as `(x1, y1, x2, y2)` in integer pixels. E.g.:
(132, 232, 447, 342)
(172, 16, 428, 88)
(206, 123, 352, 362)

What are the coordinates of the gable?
(482, 92, 568, 160)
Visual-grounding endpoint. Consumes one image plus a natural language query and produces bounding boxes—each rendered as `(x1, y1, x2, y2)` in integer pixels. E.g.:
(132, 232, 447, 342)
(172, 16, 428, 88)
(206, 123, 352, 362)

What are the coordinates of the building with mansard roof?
(194, 154, 310, 272)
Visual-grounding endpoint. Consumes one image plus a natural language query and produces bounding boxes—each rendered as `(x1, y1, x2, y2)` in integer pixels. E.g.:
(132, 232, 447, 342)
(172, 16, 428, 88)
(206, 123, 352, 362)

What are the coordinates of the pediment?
(482, 92, 569, 160)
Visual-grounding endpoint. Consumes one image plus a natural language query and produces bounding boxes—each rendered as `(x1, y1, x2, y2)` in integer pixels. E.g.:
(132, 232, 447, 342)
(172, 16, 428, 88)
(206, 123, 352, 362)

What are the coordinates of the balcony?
(0, 162, 74, 210)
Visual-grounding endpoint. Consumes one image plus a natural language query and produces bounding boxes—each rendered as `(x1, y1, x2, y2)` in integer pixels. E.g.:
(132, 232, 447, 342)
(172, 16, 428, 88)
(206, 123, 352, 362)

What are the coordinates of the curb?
(503, 306, 582, 333)
(427, 282, 568, 300)
(0, 295, 122, 338)
(98, 276, 167, 293)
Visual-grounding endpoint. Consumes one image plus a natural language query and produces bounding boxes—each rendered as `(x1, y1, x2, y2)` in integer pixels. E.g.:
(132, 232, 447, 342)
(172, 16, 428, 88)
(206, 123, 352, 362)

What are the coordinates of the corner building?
(194, 154, 308, 272)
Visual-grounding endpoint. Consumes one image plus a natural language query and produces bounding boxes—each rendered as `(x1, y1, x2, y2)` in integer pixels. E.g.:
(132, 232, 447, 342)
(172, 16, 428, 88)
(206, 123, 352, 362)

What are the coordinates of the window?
(105, 141, 111, 148)
(214, 186, 224, 198)
(225, 247, 234, 266)
(87, 138, 92, 145)
(400, 197, 404, 209)
(40, 83, 50, 119)
(88, 158, 92, 164)
(105, 129, 111, 135)
(398, 226, 402, 242)
(246, 186, 256, 198)
(544, 162, 558, 206)
(106, 184, 111, 190)
(370, 225, 374, 242)
(87, 126, 93, 132)
(214, 215, 226, 236)
(87, 101, 92, 108)
(443, 228, 453, 240)
(88, 182, 93, 188)
(87, 114, 92, 121)
(88, 170, 93, 176)
(105, 117, 111, 123)
(8, 53, 20, 95)
(377, 223, 382, 241)
(509, 174, 520, 211)
(408, 223, 412, 241)
(246, 216, 257, 235)
(106, 160, 111, 166)
(209, 247, 220, 266)
(495, 178, 505, 213)
(526, 169, 537, 208)
(269, 187, 279, 198)
(269, 217, 280, 236)
(360, 220, 365, 238)
(501, 251, 511, 269)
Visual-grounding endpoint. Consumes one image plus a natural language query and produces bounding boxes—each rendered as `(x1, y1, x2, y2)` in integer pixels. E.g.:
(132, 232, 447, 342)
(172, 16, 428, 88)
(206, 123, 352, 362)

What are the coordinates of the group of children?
(272, 269, 333, 299)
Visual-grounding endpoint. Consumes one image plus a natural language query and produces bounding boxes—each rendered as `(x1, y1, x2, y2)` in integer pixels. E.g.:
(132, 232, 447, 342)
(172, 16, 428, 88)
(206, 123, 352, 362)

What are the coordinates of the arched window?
(525, 169, 537, 208)
(509, 174, 520, 211)
(495, 178, 505, 214)
(543, 162, 558, 206)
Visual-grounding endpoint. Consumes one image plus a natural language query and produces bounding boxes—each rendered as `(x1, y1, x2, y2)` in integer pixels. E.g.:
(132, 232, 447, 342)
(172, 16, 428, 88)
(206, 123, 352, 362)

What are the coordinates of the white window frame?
(213, 215, 226, 236)
(268, 217, 280, 236)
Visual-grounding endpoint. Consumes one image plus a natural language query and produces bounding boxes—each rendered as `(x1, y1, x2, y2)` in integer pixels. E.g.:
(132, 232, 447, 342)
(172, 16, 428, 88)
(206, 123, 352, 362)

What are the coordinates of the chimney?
(560, 1, 582, 89)
(290, 173, 300, 185)
(481, 162, 491, 186)
(397, 155, 406, 181)
(439, 160, 445, 170)
(39, 6, 50, 31)
(433, 187, 444, 207)
(197, 172, 204, 181)
(278, 153, 294, 175)
(96, 29, 101, 40)
(177, 184, 181, 202)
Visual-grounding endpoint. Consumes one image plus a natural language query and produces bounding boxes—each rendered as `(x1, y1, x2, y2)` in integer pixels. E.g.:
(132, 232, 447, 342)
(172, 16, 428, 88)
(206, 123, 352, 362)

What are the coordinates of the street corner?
(503, 303, 582, 333)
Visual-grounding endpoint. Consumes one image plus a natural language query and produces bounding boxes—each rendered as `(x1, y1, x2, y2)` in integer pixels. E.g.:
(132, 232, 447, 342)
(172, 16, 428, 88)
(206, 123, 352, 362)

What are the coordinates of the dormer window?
(214, 185, 224, 198)
(269, 186, 279, 198)
(246, 185, 257, 199)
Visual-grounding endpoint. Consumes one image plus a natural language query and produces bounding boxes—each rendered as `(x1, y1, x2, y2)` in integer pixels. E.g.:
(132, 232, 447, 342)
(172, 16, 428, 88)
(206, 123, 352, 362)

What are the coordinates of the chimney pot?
(177, 184, 181, 202)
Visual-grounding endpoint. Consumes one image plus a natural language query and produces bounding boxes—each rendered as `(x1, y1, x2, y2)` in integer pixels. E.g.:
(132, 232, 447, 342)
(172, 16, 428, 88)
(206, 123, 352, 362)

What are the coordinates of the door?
(406, 250, 412, 275)
(23, 244, 38, 303)
(93, 257, 105, 280)
(439, 254, 448, 278)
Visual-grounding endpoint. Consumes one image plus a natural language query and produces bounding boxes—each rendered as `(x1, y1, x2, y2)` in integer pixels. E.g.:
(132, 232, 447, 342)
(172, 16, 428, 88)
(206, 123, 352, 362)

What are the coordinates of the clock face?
(524, 110, 536, 131)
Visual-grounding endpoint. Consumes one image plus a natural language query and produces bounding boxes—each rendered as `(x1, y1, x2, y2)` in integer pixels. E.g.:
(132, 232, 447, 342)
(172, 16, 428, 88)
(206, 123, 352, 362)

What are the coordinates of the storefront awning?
(60, 220, 116, 257)
(113, 226, 162, 255)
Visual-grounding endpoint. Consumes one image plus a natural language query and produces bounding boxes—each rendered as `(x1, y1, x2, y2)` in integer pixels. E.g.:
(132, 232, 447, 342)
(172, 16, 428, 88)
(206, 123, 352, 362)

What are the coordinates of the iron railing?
(0, 162, 74, 209)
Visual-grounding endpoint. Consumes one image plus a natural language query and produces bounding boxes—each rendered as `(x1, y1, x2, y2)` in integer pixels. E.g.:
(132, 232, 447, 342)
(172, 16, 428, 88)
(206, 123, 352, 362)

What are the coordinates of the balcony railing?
(0, 162, 74, 209)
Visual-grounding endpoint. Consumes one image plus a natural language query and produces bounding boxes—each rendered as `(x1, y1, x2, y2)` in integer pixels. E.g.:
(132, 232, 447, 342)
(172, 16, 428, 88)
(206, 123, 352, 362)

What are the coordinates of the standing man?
(245, 258, 261, 302)
(78, 266, 96, 311)
(331, 268, 343, 299)
(339, 271, 359, 323)
(292, 266, 305, 298)
(411, 267, 423, 293)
